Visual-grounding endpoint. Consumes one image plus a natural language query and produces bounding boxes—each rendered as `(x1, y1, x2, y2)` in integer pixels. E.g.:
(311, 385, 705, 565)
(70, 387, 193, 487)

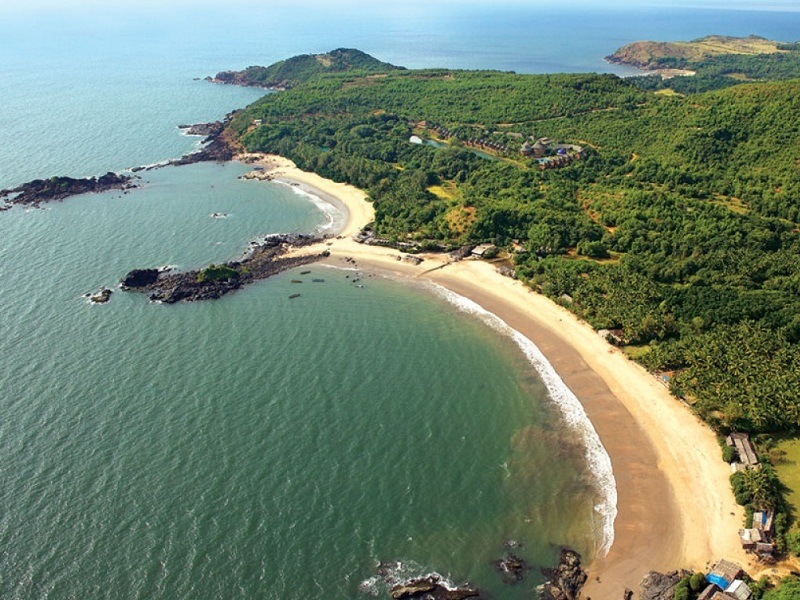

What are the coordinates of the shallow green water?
(0, 163, 601, 599)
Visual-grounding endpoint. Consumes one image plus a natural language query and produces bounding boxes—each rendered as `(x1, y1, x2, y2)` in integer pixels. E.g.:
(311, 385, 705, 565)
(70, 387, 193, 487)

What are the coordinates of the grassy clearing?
(712, 194, 749, 215)
(427, 181, 459, 200)
(622, 344, 651, 360)
(772, 437, 800, 515)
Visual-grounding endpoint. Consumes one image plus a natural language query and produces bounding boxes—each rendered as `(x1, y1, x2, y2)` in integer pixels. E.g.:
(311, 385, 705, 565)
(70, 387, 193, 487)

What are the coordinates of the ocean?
(2, 2, 799, 598)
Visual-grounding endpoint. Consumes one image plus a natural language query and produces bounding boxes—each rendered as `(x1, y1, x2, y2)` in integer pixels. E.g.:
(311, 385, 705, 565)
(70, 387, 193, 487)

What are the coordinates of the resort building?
(521, 141, 535, 156)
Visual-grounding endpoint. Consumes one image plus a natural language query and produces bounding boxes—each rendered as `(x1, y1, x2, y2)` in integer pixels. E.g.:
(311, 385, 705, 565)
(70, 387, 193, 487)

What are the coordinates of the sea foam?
(429, 283, 617, 557)
(273, 180, 347, 234)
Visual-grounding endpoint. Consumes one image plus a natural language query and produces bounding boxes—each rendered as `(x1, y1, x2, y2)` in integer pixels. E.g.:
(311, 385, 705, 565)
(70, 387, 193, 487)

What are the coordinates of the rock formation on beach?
(638, 570, 692, 600)
(538, 549, 587, 600)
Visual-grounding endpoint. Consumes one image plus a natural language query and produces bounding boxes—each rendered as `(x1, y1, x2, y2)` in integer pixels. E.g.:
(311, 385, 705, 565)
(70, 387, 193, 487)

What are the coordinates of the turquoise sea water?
(2, 3, 800, 598)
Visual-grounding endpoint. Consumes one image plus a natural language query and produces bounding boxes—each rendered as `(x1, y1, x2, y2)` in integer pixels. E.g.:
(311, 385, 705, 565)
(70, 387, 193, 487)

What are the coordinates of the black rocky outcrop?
(538, 549, 588, 600)
(170, 119, 237, 166)
(493, 553, 529, 583)
(0, 172, 136, 208)
(388, 575, 480, 600)
(121, 269, 161, 288)
(122, 234, 325, 303)
(178, 122, 224, 137)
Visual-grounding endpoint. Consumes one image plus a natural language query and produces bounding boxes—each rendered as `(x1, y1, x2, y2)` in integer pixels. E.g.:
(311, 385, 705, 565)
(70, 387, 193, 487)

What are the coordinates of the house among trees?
(520, 138, 548, 158)
(521, 137, 586, 169)
(726, 433, 759, 469)
(738, 527, 764, 551)
(753, 509, 774, 536)
(471, 243, 497, 258)
(740, 508, 776, 557)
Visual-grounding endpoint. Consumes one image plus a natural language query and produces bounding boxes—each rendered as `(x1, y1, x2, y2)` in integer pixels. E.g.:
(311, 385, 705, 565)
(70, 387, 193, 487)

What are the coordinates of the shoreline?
(428, 282, 617, 558)
(240, 153, 751, 596)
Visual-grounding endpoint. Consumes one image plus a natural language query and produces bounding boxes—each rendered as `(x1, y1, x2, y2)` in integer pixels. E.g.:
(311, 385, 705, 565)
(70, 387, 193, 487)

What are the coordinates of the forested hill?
(208, 48, 402, 89)
(226, 55, 800, 434)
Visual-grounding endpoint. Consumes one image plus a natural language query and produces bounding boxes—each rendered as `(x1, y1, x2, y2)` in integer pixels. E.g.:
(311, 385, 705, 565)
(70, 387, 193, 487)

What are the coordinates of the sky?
(2, 0, 800, 11)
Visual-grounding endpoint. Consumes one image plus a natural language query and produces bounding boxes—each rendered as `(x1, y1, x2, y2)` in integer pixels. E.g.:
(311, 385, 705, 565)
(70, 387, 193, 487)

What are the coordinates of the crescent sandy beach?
(241, 152, 753, 596)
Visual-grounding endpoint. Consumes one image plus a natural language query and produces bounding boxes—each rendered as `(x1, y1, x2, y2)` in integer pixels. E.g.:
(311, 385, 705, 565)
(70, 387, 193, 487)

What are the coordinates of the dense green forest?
(226, 53, 800, 437)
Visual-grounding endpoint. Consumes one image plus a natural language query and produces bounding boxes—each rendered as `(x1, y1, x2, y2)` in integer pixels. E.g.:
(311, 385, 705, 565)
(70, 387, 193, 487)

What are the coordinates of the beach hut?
(698, 584, 721, 600)
(727, 433, 759, 467)
(707, 559, 742, 589)
(725, 580, 752, 600)
(753, 509, 774, 536)
(739, 528, 762, 550)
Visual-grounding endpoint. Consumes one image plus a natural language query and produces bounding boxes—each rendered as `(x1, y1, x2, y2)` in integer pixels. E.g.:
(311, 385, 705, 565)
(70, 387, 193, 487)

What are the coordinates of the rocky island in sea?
(0, 172, 136, 209)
